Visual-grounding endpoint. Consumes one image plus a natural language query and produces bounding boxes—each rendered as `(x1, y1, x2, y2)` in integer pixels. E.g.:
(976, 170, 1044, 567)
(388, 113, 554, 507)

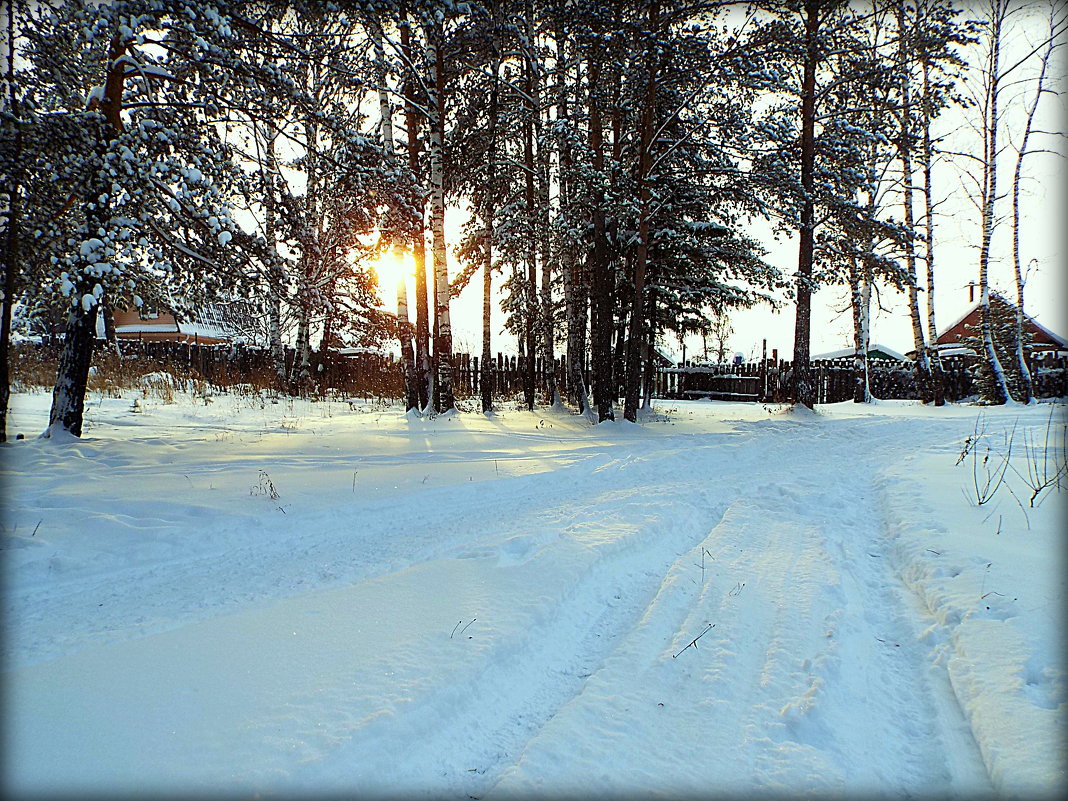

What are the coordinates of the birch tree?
(1008, 0, 1065, 404)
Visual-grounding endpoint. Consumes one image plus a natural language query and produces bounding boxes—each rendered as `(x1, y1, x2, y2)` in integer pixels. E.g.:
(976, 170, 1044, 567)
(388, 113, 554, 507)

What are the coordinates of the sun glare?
(369, 249, 416, 300)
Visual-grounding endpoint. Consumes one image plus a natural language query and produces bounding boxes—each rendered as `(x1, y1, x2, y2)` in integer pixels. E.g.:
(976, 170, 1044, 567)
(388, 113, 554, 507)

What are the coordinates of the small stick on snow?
(459, 618, 477, 637)
(450, 620, 462, 639)
(672, 623, 714, 659)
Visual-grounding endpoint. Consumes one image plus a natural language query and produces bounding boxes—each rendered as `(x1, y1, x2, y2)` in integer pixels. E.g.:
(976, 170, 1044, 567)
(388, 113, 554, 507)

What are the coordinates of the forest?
(1, 0, 1064, 442)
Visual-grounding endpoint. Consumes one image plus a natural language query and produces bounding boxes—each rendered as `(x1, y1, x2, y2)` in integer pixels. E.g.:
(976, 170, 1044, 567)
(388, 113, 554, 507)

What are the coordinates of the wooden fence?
(663, 354, 1067, 404)
(17, 340, 1068, 403)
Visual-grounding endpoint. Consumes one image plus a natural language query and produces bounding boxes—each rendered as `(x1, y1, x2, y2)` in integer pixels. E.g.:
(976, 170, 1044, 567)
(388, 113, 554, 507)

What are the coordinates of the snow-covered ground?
(2, 388, 1065, 799)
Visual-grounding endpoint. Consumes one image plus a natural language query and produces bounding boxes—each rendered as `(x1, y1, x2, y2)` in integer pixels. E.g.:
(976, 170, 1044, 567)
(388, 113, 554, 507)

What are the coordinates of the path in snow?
(4, 407, 997, 797)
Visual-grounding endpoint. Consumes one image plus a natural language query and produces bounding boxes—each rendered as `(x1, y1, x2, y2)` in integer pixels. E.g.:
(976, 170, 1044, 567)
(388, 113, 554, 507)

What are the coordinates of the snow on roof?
(335, 347, 390, 357)
(177, 322, 232, 340)
(934, 344, 976, 357)
(115, 323, 180, 334)
(811, 344, 906, 361)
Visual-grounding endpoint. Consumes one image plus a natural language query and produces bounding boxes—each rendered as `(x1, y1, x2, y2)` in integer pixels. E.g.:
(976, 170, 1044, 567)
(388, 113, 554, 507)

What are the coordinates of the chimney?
(968, 282, 975, 303)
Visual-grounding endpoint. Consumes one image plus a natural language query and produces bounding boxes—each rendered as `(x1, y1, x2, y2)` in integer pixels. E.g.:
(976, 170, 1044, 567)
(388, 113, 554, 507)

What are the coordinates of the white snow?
(1, 392, 1064, 799)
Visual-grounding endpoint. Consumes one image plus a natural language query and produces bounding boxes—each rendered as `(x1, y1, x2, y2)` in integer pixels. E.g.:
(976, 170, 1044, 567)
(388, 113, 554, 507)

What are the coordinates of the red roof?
(936, 296, 1067, 350)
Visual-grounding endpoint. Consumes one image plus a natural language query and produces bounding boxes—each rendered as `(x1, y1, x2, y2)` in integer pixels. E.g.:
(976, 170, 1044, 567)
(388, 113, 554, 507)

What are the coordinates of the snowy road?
(3, 396, 1063, 798)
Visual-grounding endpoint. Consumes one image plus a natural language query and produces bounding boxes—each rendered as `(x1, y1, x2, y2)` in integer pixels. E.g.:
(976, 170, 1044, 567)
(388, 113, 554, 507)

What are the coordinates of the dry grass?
(10, 341, 404, 402)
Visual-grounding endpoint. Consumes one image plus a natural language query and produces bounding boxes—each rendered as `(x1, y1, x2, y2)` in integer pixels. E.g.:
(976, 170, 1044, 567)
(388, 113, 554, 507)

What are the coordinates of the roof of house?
(113, 301, 264, 345)
(937, 294, 1068, 348)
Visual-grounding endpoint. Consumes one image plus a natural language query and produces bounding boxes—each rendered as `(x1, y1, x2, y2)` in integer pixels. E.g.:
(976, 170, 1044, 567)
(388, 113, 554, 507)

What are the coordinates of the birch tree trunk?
(977, 0, 1010, 405)
(373, 17, 395, 157)
(1007, 2, 1056, 405)
(426, 18, 454, 413)
(850, 254, 872, 403)
(919, 55, 945, 406)
(0, 0, 20, 441)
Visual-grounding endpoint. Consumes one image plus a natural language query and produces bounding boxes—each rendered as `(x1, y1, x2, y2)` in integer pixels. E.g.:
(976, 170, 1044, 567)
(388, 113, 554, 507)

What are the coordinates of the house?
(810, 344, 907, 361)
(111, 302, 264, 346)
(934, 293, 1067, 358)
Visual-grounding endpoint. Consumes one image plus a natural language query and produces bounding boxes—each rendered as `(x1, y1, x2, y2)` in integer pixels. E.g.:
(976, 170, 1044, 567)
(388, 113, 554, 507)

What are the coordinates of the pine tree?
(24, 1, 277, 437)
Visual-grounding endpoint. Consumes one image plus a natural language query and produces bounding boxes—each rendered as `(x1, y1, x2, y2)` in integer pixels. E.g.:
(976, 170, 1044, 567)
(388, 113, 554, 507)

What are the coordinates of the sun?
(369, 248, 415, 298)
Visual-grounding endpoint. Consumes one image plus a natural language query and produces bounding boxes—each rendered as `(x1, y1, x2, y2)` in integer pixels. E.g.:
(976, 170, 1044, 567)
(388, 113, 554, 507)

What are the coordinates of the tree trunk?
(398, 277, 419, 411)
(0, 0, 20, 442)
(588, 53, 615, 423)
(897, 5, 934, 404)
(623, 0, 659, 422)
(45, 31, 128, 437)
(640, 263, 659, 411)
(373, 19, 418, 412)
(372, 17, 395, 156)
(481, 248, 495, 414)
(481, 13, 502, 415)
(977, 0, 1010, 405)
(556, 26, 590, 415)
(522, 51, 537, 411)
(0, 158, 19, 443)
(528, 30, 557, 408)
(427, 18, 454, 413)
(399, 18, 431, 412)
(46, 291, 98, 438)
(791, 0, 819, 409)
(257, 134, 287, 391)
(1007, 3, 1053, 405)
(850, 255, 872, 403)
(291, 95, 320, 396)
(918, 54, 945, 406)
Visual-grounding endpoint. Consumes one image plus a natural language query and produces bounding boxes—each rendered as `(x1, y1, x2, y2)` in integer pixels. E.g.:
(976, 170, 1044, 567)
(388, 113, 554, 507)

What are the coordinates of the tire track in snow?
(488, 421, 992, 798)
(279, 449, 734, 798)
